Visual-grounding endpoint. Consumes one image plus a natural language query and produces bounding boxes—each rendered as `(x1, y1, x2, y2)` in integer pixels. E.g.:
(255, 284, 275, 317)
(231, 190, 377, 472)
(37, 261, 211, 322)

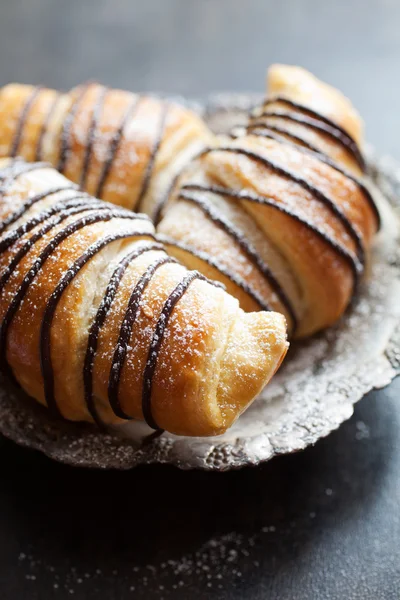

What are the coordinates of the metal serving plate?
(0, 95, 399, 471)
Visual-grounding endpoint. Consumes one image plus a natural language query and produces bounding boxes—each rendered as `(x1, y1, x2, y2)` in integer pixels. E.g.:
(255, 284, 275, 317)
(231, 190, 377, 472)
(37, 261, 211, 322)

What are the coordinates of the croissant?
(158, 65, 380, 337)
(0, 82, 213, 222)
(0, 158, 288, 436)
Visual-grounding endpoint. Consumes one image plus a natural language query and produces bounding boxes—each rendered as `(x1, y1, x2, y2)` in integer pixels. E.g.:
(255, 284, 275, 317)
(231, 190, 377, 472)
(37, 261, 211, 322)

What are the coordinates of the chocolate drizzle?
(247, 125, 381, 230)
(157, 234, 269, 312)
(248, 123, 325, 157)
(0, 193, 99, 255)
(0, 159, 221, 431)
(10, 86, 42, 158)
(153, 158, 186, 226)
(0, 184, 78, 235)
(181, 183, 362, 284)
(135, 102, 169, 212)
(152, 146, 207, 226)
(35, 92, 62, 161)
(58, 84, 90, 174)
(0, 208, 149, 376)
(258, 96, 366, 171)
(177, 188, 298, 328)
(80, 86, 108, 190)
(40, 228, 150, 417)
(142, 270, 204, 430)
(108, 254, 176, 420)
(203, 146, 365, 265)
(83, 242, 164, 425)
(0, 200, 103, 290)
(95, 96, 141, 199)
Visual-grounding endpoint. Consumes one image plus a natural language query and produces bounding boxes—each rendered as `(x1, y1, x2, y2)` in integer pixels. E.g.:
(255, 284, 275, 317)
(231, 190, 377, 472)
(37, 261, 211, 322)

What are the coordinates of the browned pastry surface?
(0, 83, 213, 221)
(0, 66, 380, 339)
(159, 65, 379, 337)
(0, 158, 288, 436)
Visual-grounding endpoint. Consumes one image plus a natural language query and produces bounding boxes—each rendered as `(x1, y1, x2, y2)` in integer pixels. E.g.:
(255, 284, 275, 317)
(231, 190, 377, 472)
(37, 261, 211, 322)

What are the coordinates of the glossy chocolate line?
(182, 183, 361, 283)
(142, 271, 203, 430)
(177, 189, 297, 329)
(0, 202, 106, 291)
(247, 126, 381, 229)
(58, 84, 90, 174)
(0, 184, 78, 235)
(152, 145, 207, 226)
(80, 86, 108, 190)
(95, 96, 142, 199)
(153, 167, 183, 225)
(248, 123, 325, 157)
(35, 92, 62, 161)
(253, 110, 359, 163)
(83, 242, 164, 425)
(0, 209, 151, 374)
(263, 97, 354, 136)
(157, 234, 270, 312)
(9, 87, 42, 158)
(253, 109, 365, 172)
(0, 194, 95, 255)
(261, 96, 366, 171)
(40, 229, 151, 417)
(0, 196, 148, 258)
(135, 103, 169, 213)
(203, 146, 365, 264)
(108, 255, 176, 419)
(153, 158, 186, 226)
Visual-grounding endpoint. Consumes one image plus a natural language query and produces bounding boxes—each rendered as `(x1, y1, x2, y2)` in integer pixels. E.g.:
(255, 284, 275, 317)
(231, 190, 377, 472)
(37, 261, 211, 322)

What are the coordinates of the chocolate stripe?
(0, 209, 153, 374)
(142, 271, 203, 430)
(0, 202, 105, 291)
(260, 96, 366, 171)
(10, 87, 42, 158)
(135, 103, 169, 212)
(108, 255, 176, 419)
(80, 86, 108, 190)
(203, 146, 365, 265)
(248, 123, 326, 156)
(35, 92, 62, 162)
(254, 108, 365, 172)
(177, 188, 297, 329)
(157, 234, 269, 312)
(0, 194, 95, 255)
(247, 126, 380, 229)
(0, 195, 148, 257)
(152, 145, 207, 226)
(182, 184, 361, 283)
(0, 184, 78, 235)
(58, 84, 90, 173)
(95, 96, 141, 199)
(40, 229, 150, 417)
(83, 242, 164, 425)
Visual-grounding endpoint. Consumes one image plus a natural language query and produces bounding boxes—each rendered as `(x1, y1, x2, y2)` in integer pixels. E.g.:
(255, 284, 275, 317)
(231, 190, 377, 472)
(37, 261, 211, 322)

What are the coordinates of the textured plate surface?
(0, 95, 399, 471)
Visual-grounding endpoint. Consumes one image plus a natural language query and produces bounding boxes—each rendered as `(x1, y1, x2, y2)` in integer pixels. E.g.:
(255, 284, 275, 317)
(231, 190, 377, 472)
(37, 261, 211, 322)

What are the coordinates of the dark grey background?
(0, 1, 399, 598)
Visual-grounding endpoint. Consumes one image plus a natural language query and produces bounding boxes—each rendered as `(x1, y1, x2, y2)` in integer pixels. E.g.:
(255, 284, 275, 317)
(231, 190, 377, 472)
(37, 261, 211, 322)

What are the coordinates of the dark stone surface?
(0, 1, 399, 598)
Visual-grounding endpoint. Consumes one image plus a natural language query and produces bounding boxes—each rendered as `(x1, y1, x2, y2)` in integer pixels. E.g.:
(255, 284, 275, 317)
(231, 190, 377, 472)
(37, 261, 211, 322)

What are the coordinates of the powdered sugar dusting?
(0, 97, 398, 470)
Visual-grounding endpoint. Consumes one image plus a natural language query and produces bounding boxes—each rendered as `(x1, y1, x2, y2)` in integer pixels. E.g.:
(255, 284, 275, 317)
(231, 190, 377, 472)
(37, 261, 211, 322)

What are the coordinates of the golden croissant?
(0, 158, 288, 436)
(0, 64, 379, 339)
(160, 66, 380, 337)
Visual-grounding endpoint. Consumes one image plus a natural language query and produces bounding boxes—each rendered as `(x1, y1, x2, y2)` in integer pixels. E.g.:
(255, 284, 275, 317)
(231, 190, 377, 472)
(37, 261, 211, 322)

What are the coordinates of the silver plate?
(0, 95, 399, 471)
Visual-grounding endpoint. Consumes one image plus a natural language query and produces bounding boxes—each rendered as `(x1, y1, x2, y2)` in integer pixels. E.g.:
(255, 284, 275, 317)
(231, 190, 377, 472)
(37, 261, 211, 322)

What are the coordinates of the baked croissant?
(0, 158, 288, 436)
(158, 65, 380, 338)
(0, 82, 213, 222)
